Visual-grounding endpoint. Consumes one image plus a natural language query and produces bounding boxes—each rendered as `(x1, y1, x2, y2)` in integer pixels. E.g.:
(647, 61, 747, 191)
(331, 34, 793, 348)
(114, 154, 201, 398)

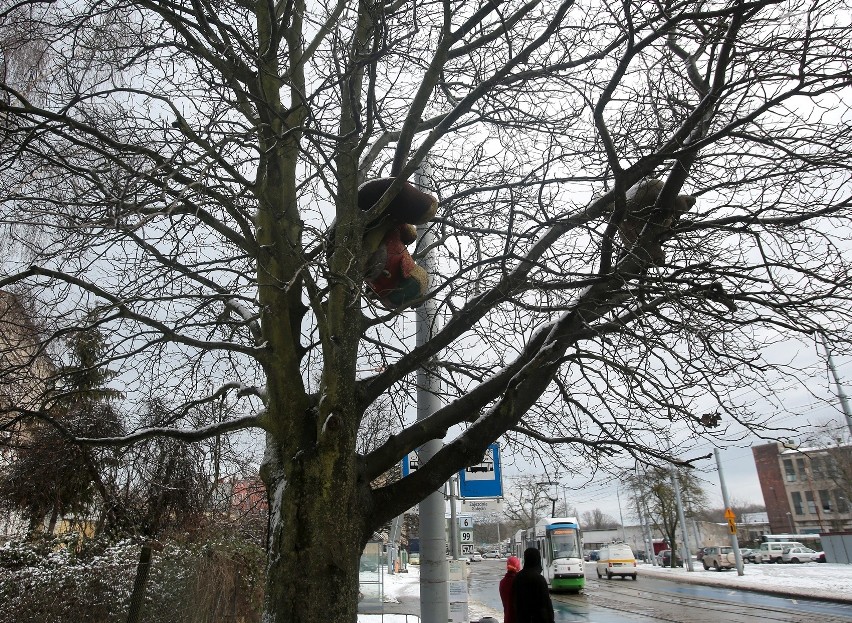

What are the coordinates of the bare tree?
(1, 0, 852, 620)
(801, 419, 852, 523)
(502, 476, 559, 533)
(695, 499, 765, 523)
(628, 466, 707, 566)
(580, 509, 620, 531)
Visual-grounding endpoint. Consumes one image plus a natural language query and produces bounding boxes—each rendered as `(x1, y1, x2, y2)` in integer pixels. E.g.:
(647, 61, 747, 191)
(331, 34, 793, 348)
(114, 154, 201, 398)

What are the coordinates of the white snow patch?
(638, 561, 852, 602)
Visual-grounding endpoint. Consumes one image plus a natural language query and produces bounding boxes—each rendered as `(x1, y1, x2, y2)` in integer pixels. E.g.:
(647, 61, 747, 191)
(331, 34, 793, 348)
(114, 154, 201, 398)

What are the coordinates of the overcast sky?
(499, 344, 852, 525)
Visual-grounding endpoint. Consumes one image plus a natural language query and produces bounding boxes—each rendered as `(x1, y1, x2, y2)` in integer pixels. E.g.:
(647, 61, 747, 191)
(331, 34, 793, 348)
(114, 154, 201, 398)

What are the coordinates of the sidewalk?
(358, 567, 423, 623)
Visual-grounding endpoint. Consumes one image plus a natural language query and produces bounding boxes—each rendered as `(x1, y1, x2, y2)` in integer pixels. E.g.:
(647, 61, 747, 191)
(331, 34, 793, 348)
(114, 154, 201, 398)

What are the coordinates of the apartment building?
(753, 441, 852, 535)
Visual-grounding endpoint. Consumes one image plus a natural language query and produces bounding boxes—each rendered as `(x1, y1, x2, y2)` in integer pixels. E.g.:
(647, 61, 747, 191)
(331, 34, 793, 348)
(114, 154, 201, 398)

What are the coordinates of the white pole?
(821, 333, 852, 437)
(415, 165, 449, 623)
(714, 448, 745, 576)
(670, 467, 694, 572)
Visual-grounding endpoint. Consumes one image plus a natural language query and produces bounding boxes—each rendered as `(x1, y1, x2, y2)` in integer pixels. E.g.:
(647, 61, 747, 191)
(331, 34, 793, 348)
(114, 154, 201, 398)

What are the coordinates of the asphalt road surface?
(467, 559, 852, 623)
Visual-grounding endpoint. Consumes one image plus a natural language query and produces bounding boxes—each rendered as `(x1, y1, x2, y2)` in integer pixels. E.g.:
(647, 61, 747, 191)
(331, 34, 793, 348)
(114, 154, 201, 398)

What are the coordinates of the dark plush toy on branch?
(616, 178, 696, 265)
(357, 178, 438, 309)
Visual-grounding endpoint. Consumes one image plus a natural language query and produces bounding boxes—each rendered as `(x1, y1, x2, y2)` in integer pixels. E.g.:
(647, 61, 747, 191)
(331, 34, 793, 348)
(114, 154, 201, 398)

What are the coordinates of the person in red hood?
(499, 555, 522, 623)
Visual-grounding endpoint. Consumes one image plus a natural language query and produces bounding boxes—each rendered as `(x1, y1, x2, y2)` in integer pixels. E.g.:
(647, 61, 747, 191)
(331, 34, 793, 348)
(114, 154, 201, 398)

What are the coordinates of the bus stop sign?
(459, 443, 503, 498)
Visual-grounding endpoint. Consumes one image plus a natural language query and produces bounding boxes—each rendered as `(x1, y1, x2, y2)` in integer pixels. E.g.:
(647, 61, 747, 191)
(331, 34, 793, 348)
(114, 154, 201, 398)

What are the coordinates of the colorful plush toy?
(357, 178, 438, 309)
(616, 178, 696, 265)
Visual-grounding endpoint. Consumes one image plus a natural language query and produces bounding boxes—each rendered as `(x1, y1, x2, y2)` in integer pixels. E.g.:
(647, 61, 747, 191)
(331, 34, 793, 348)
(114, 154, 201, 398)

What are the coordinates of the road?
(467, 559, 852, 623)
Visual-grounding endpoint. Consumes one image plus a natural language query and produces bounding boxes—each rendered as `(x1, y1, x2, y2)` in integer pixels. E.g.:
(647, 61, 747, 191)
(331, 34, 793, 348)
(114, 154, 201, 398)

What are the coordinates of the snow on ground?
(360, 560, 852, 622)
(637, 561, 852, 602)
(382, 565, 423, 604)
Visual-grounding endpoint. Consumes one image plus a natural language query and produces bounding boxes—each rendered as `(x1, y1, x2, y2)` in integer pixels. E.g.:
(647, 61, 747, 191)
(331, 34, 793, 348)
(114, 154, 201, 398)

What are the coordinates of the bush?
(0, 534, 265, 623)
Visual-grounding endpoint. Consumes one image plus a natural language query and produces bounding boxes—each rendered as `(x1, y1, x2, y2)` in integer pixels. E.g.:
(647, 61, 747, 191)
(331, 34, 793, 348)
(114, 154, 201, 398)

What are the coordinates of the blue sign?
(402, 451, 420, 477)
(459, 443, 503, 498)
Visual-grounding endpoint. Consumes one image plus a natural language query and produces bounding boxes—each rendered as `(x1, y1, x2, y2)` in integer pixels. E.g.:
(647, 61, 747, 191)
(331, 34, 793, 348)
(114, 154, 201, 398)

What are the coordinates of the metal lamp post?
(538, 480, 560, 517)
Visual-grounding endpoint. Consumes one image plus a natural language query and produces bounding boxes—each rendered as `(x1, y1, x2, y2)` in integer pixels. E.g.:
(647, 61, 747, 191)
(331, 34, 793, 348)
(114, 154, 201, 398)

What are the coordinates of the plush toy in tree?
(616, 178, 696, 265)
(357, 178, 438, 309)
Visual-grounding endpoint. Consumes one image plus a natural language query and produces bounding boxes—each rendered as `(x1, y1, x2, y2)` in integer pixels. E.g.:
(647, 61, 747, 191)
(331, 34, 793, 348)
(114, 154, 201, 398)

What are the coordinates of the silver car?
(781, 546, 820, 563)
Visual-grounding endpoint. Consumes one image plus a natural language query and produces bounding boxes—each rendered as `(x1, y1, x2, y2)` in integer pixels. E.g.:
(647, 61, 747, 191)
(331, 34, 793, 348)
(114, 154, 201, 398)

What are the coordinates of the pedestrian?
(512, 547, 554, 623)
(499, 555, 521, 623)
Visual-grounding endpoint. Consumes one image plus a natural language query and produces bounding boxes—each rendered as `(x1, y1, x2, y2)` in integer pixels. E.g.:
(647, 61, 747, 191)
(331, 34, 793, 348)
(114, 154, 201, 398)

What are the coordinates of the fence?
(821, 532, 852, 564)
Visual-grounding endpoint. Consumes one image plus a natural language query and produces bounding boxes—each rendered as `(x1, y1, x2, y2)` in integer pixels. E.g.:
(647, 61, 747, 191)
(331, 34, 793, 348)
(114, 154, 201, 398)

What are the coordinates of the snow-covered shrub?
(0, 534, 264, 623)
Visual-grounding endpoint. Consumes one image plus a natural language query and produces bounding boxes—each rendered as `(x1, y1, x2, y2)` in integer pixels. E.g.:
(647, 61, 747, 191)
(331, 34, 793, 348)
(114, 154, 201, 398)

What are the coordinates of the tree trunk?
(46, 501, 59, 535)
(261, 430, 369, 623)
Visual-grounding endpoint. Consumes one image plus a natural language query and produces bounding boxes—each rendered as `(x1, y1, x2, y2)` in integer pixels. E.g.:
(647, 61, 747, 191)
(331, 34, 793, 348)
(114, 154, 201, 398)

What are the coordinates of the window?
(805, 490, 817, 515)
(796, 457, 807, 477)
(792, 491, 804, 515)
(820, 490, 833, 513)
(784, 459, 796, 482)
(811, 457, 824, 480)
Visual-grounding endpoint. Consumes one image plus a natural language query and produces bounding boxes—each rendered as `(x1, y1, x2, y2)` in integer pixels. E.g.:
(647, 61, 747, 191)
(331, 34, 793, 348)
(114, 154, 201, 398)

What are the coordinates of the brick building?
(753, 441, 852, 535)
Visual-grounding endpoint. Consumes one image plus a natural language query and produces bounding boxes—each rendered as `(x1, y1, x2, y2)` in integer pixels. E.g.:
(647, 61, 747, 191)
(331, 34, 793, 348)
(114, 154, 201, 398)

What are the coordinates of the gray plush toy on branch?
(617, 178, 696, 266)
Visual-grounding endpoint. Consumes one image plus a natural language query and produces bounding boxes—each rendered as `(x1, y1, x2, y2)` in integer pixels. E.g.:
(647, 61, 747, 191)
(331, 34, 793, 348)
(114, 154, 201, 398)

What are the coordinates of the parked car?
(483, 550, 501, 559)
(408, 552, 420, 565)
(739, 548, 754, 563)
(702, 546, 736, 571)
(752, 541, 803, 564)
(471, 552, 483, 562)
(816, 551, 826, 563)
(781, 546, 821, 564)
(657, 549, 683, 567)
(588, 549, 600, 562)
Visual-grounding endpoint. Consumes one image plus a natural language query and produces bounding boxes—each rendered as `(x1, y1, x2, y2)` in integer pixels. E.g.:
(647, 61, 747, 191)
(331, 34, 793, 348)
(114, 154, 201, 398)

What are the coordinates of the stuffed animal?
(616, 179, 696, 265)
(357, 178, 437, 309)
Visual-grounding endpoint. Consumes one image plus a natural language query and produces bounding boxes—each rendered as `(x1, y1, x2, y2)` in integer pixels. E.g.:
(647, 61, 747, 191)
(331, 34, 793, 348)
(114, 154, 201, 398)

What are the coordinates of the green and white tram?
(531, 517, 585, 593)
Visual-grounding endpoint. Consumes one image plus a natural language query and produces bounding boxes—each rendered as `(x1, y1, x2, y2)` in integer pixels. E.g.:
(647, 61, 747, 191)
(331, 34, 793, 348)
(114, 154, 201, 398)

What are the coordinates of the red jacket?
(499, 570, 518, 623)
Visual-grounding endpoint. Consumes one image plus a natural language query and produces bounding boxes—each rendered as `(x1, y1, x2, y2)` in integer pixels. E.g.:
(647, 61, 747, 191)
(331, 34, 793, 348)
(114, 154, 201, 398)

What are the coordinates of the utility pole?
(691, 518, 702, 552)
(714, 448, 745, 576)
(638, 503, 655, 566)
(670, 467, 694, 572)
(449, 475, 459, 559)
(415, 165, 449, 623)
(640, 493, 658, 566)
(821, 333, 852, 437)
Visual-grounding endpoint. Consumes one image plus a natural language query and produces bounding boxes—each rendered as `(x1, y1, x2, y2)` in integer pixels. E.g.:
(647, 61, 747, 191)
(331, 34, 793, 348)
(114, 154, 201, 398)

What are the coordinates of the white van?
(596, 543, 637, 580)
(752, 541, 803, 564)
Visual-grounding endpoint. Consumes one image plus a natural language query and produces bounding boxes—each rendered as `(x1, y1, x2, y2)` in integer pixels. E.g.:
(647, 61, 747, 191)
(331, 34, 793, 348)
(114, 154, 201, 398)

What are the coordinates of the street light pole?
(538, 480, 559, 518)
(714, 448, 745, 576)
(670, 466, 695, 572)
(821, 333, 852, 437)
(615, 486, 626, 543)
(415, 165, 449, 623)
